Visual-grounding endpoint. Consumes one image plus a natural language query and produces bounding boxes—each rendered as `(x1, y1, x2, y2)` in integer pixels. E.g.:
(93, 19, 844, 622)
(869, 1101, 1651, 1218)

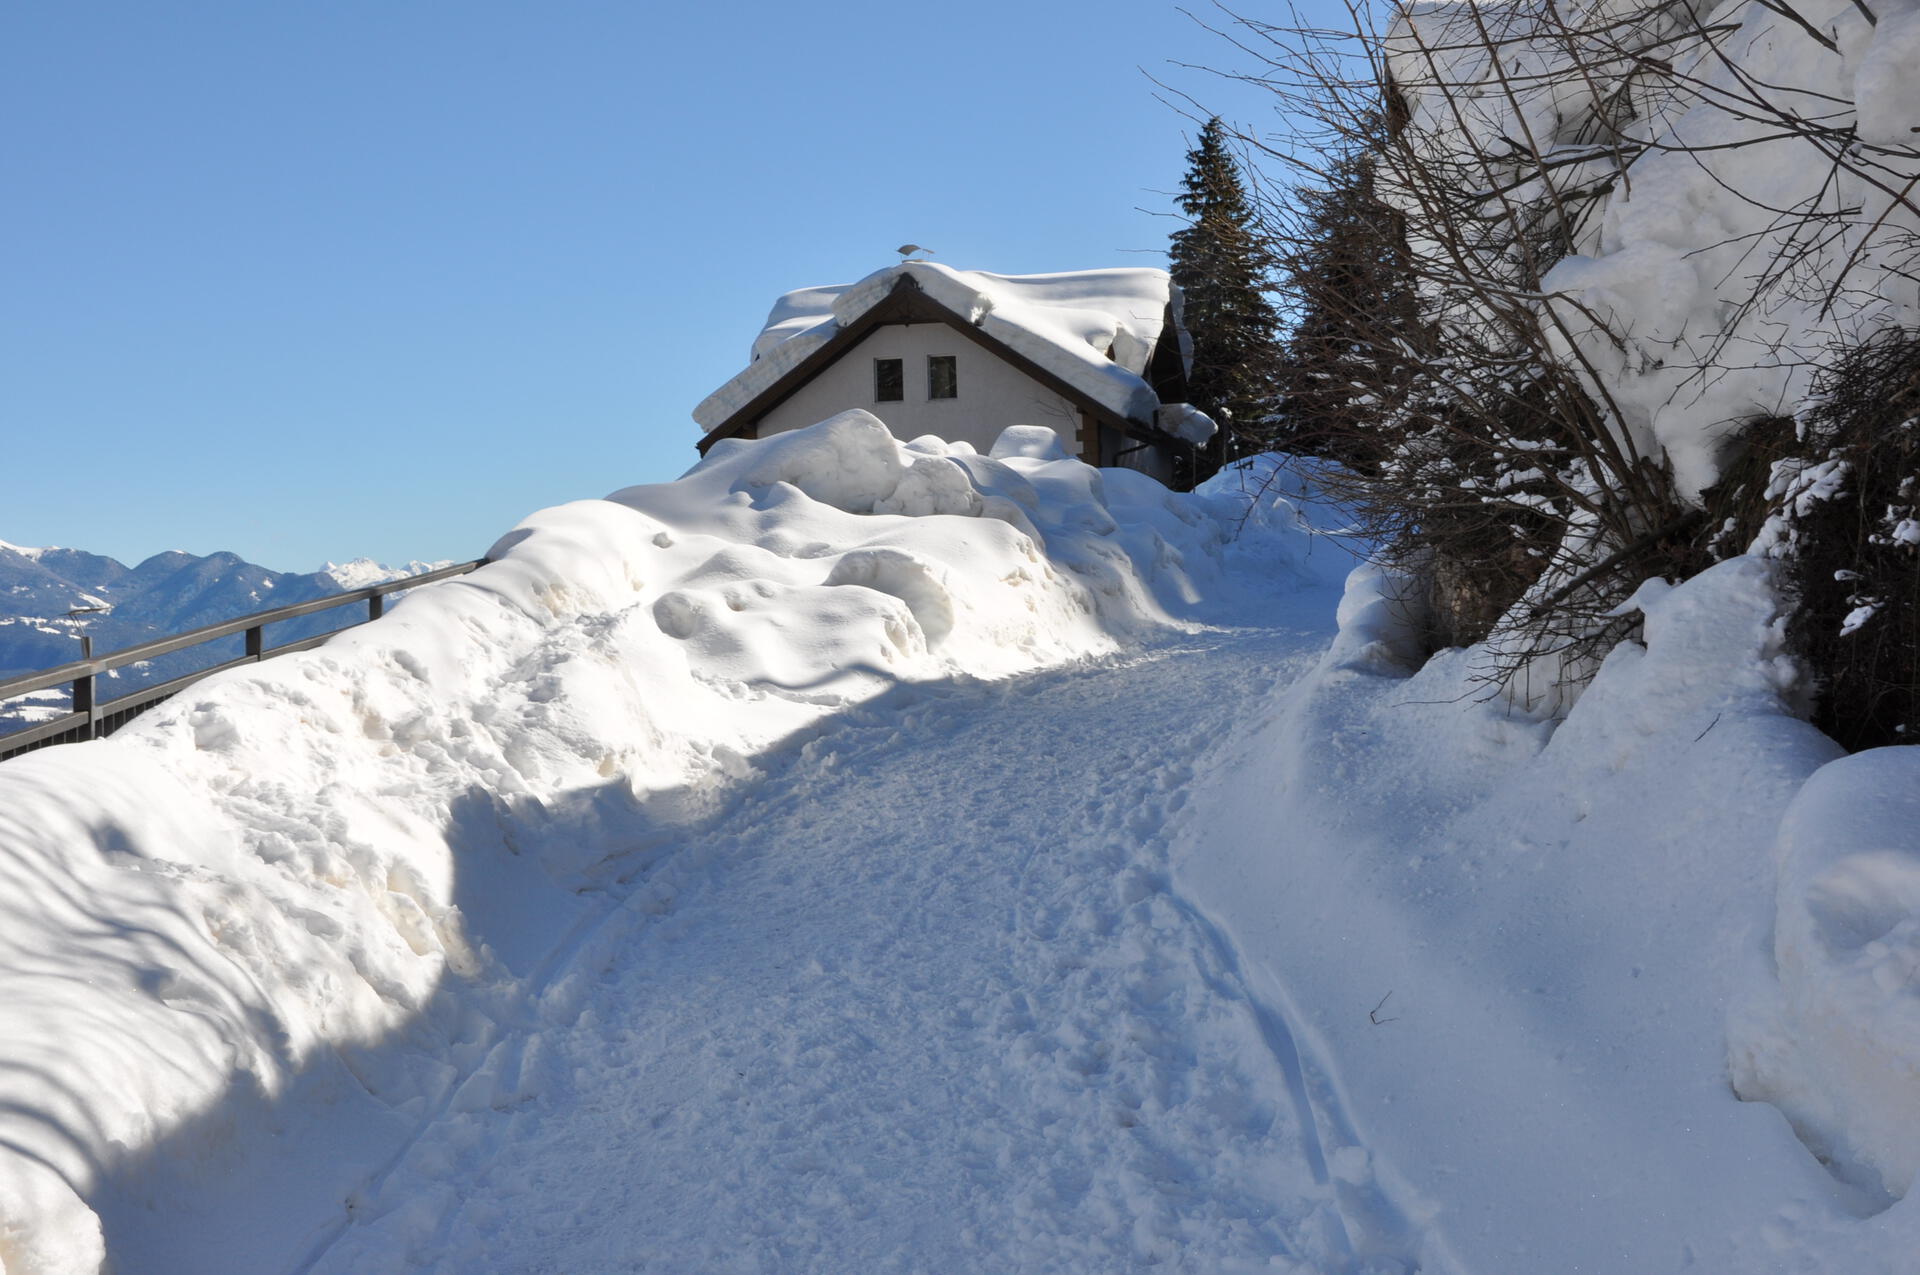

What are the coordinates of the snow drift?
(1732, 745, 1920, 1204)
(1174, 538, 1920, 1270)
(0, 413, 1312, 1272)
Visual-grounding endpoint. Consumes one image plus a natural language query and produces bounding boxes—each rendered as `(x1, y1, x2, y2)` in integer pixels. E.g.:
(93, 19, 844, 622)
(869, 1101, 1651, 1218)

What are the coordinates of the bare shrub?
(1179, 0, 1920, 707)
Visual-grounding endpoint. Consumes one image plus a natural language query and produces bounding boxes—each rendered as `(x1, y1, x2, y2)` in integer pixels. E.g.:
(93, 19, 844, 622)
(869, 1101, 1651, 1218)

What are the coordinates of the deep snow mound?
(1732, 745, 1920, 1203)
(0, 416, 1321, 1272)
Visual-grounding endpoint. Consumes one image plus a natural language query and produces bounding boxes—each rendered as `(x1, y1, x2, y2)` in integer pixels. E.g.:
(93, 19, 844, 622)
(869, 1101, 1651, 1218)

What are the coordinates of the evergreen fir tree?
(1168, 118, 1284, 456)
(1270, 121, 1418, 459)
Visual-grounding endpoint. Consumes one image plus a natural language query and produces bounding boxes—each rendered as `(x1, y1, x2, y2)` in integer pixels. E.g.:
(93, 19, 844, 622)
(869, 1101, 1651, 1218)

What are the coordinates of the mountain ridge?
(0, 543, 444, 729)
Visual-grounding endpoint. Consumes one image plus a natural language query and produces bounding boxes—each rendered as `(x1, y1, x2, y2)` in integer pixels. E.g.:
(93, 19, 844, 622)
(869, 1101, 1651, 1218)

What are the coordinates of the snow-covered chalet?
(692, 262, 1218, 487)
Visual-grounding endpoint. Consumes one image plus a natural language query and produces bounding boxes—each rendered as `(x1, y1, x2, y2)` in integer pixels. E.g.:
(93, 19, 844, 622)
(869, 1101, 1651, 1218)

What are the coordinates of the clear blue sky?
(3, 1, 1285, 572)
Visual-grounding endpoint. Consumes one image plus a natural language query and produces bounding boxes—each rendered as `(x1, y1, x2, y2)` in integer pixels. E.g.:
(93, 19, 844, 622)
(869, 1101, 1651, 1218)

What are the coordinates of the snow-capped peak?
(318, 559, 449, 590)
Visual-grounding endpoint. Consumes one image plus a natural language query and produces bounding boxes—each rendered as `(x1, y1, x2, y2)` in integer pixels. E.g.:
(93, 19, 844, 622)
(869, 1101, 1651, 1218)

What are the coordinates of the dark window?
(874, 358, 904, 402)
(928, 355, 958, 399)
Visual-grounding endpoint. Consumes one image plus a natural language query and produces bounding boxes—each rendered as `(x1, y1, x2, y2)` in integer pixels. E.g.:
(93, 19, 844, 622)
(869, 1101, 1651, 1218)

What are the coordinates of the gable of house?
(693, 264, 1213, 472)
(754, 323, 1092, 457)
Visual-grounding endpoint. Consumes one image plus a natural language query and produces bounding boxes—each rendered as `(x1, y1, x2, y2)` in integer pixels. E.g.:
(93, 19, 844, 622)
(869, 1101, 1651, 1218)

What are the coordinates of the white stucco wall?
(754, 324, 1088, 457)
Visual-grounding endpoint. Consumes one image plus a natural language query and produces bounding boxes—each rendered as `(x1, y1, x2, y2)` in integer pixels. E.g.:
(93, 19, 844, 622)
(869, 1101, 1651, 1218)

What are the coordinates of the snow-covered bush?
(1204, 0, 1920, 706)
(1755, 329, 1920, 749)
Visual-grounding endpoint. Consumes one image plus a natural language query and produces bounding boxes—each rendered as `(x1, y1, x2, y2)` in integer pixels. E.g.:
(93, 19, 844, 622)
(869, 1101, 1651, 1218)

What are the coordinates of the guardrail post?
(245, 625, 263, 661)
(369, 594, 385, 621)
(73, 674, 96, 739)
(74, 632, 97, 740)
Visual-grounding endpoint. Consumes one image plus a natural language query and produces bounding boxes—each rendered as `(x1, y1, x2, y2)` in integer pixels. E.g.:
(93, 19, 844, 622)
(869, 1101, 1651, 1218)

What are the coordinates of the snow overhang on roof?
(693, 262, 1189, 436)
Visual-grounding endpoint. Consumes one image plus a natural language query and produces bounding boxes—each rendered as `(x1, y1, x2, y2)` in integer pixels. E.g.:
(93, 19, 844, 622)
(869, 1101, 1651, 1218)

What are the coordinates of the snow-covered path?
(308, 615, 1405, 1273)
(16, 431, 1913, 1272)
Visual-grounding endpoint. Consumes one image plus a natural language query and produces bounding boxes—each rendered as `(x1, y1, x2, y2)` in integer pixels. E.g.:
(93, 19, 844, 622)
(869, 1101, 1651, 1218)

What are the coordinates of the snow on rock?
(1327, 559, 1431, 674)
(694, 262, 1182, 432)
(1555, 555, 1815, 754)
(0, 420, 1319, 1272)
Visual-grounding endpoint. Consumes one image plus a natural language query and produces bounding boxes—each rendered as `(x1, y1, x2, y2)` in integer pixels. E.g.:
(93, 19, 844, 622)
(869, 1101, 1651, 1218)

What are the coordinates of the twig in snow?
(1370, 990, 1399, 1025)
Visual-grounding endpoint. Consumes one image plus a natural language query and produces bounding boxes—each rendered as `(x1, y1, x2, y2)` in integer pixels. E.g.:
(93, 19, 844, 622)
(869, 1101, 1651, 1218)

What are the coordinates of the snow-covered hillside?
(4, 410, 1920, 1271)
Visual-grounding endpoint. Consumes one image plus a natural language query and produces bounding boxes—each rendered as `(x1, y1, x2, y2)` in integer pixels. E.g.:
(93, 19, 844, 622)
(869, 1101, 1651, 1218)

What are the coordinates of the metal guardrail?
(0, 558, 486, 762)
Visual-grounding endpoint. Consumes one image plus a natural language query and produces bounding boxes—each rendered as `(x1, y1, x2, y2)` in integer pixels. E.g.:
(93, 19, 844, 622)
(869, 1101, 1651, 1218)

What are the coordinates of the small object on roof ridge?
(896, 244, 935, 260)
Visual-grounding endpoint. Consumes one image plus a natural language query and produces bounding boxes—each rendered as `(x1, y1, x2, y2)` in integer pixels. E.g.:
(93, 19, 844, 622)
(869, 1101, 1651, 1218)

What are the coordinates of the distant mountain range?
(0, 542, 442, 735)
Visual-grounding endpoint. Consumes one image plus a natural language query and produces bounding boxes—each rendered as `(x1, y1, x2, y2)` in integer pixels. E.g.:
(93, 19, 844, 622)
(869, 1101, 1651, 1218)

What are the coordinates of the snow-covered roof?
(693, 263, 1194, 434)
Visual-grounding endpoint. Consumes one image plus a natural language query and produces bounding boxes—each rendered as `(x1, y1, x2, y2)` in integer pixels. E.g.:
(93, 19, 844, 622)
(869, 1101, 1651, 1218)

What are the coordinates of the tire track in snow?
(305, 622, 1415, 1273)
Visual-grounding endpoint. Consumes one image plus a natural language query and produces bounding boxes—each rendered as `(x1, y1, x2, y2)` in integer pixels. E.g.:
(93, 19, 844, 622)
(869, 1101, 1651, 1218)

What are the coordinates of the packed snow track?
(304, 619, 1405, 1273)
(0, 425, 1403, 1272)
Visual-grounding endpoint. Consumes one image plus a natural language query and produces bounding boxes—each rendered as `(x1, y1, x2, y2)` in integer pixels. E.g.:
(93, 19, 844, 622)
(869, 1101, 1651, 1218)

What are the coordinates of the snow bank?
(0, 415, 1310, 1272)
(1733, 746, 1920, 1202)
(1179, 546, 1895, 1270)
(694, 263, 1184, 432)
(1166, 525, 1920, 1266)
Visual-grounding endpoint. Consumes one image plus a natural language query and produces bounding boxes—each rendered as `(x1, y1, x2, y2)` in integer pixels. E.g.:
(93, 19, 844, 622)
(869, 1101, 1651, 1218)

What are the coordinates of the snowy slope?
(1170, 541, 1920, 1272)
(0, 415, 1327, 1272)
(7, 415, 1920, 1270)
